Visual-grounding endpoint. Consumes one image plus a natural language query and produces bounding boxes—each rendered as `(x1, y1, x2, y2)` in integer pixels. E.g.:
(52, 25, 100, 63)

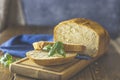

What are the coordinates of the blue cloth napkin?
(0, 34, 92, 60)
(0, 34, 53, 57)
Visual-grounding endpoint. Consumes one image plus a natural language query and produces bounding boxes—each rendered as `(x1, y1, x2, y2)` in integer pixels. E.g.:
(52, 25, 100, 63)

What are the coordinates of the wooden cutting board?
(9, 55, 103, 80)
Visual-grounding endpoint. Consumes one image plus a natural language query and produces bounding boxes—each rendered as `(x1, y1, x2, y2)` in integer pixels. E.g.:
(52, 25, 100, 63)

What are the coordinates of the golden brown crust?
(54, 18, 110, 57)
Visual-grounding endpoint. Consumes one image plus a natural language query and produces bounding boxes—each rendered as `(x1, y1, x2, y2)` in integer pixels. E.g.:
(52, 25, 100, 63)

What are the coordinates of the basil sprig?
(42, 41, 66, 57)
(43, 44, 52, 51)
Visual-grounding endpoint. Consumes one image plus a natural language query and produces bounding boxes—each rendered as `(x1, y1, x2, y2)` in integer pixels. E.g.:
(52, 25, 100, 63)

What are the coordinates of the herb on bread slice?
(33, 41, 86, 52)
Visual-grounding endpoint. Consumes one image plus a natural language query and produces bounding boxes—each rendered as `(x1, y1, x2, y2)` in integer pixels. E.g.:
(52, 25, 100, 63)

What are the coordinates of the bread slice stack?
(26, 41, 85, 66)
(26, 18, 110, 66)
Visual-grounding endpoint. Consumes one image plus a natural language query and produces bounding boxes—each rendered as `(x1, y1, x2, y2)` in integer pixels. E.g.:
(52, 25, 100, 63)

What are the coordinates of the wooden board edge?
(12, 57, 28, 64)
(60, 54, 104, 80)
(14, 74, 36, 80)
(9, 61, 62, 80)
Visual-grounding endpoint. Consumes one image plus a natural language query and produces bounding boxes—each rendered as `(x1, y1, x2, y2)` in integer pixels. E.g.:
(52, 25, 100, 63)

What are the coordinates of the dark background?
(21, 0, 120, 38)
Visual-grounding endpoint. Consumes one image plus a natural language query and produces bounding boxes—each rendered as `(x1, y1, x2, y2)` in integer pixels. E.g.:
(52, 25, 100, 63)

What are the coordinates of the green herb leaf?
(57, 48, 66, 57)
(0, 57, 7, 64)
(43, 44, 52, 51)
(56, 41, 66, 57)
(48, 41, 66, 57)
(4, 53, 12, 60)
(4, 60, 13, 67)
(0, 53, 20, 67)
(48, 41, 60, 56)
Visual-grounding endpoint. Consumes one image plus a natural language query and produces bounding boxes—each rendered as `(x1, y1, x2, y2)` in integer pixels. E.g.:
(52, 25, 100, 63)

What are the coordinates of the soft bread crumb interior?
(27, 50, 77, 59)
(55, 23, 99, 56)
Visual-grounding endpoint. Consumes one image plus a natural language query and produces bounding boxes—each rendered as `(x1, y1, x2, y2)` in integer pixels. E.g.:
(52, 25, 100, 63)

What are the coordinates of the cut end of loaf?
(54, 18, 102, 57)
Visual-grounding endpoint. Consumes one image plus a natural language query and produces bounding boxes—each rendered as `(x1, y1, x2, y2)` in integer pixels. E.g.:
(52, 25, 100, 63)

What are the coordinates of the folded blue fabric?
(0, 34, 92, 60)
(0, 34, 53, 57)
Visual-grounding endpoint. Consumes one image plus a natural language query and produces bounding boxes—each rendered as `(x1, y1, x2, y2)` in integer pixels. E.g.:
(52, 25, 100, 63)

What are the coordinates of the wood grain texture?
(14, 74, 36, 80)
(0, 26, 53, 80)
(10, 58, 91, 80)
(10, 41, 111, 80)
(90, 42, 120, 80)
(0, 25, 120, 80)
(11, 41, 120, 80)
(0, 44, 120, 80)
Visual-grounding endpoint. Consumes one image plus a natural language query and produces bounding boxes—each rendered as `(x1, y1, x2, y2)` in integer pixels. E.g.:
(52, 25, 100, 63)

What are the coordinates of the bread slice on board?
(26, 50, 77, 66)
(33, 41, 86, 52)
(54, 18, 110, 57)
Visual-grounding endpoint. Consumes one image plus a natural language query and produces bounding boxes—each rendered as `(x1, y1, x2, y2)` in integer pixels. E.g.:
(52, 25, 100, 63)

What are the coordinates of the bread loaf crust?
(54, 18, 110, 57)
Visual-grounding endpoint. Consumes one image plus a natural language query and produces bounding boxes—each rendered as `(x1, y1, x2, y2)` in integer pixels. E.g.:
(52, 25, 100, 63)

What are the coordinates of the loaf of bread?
(54, 18, 110, 57)
(26, 18, 110, 66)
(33, 41, 86, 52)
(26, 50, 77, 66)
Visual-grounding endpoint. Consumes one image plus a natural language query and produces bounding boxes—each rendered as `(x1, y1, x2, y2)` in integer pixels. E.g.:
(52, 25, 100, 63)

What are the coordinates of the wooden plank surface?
(90, 42, 120, 80)
(14, 74, 36, 80)
(0, 64, 13, 80)
(1, 41, 119, 80)
(15, 67, 93, 80)
(10, 57, 93, 80)
(0, 26, 120, 80)
(13, 41, 120, 80)
(0, 26, 53, 80)
(19, 58, 78, 72)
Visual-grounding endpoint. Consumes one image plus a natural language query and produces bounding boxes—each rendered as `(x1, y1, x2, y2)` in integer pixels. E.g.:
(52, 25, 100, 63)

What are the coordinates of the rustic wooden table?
(0, 26, 120, 80)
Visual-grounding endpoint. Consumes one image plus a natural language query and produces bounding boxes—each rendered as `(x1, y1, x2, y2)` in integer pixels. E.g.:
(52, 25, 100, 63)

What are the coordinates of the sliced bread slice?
(26, 50, 77, 66)
(33, 41, 86, 52)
